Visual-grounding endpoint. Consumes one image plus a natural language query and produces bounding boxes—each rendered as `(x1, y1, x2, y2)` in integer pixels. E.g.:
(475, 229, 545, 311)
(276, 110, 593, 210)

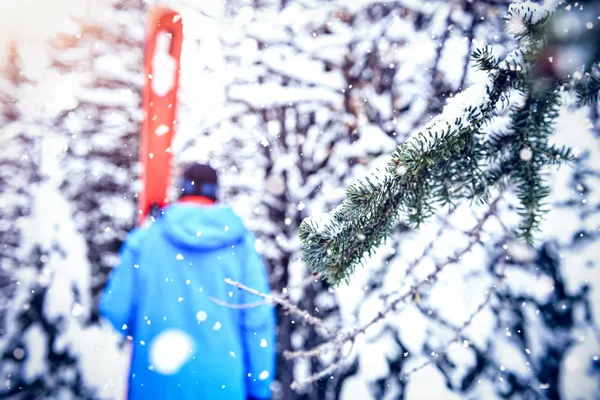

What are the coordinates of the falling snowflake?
(259, 370, 269, 380)
(196, 311, 207, 322)
(155, 124, 170, 137)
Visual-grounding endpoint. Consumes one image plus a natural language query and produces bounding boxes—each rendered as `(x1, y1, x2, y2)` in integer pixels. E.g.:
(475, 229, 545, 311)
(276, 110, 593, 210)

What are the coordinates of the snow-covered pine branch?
(299, 0, 577, 285)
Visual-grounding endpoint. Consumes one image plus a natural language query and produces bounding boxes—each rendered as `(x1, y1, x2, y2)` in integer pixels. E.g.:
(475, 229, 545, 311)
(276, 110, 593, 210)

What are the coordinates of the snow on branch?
(298, 1, 572, 285)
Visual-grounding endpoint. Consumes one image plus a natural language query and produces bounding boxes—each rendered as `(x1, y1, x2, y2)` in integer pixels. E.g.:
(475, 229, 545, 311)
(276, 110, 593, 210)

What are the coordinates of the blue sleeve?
(241, 234, 276, 400)
(99, 232, 140, 337)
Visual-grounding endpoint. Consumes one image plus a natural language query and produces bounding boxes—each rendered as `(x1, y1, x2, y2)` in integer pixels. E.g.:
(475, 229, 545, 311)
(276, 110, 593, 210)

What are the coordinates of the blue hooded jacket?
(100, 203, 276, 400)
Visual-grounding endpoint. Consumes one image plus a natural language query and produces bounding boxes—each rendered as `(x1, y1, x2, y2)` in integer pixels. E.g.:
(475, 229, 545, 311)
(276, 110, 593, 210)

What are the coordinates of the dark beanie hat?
(180, 163, 219, 201)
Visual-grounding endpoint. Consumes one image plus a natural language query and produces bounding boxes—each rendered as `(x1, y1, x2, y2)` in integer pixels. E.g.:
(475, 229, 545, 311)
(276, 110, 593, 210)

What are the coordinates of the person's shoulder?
(241, 230, 259, 250)
(123, 223, 156, 251)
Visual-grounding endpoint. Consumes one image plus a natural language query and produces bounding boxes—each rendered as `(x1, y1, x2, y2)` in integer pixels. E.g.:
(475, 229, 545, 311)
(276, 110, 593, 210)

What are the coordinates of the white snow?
(424, 78, 493, 138)
(358, 331, 399, 381)
(559, 328, 600, 398)
(507, 1, 557, 26)
(402, 359, 462, 400)
(228, 82, 343, 108)
(70, 323, 129, 399)
(492, 337, 531, 376)
(507, 240, 536, 263)
(504, 13, 528, 37)
(502, 267, 555, 303)
(339, 376, 374, 400)
(353, 124, 397, 155)
(22, 323, 47, 382)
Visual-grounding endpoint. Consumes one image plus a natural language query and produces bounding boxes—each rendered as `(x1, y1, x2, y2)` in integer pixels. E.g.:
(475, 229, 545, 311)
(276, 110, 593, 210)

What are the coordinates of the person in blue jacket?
(100, 163, 276, 400)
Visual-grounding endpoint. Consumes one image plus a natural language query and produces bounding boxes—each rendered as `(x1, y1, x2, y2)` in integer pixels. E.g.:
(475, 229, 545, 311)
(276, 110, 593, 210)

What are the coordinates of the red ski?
(122, 7, 183, 399)
(138, 6, 183, 225)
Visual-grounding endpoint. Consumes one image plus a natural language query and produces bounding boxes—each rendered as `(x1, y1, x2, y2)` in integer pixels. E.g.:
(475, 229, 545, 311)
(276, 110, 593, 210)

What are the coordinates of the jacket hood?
(160, 203, 247, 250)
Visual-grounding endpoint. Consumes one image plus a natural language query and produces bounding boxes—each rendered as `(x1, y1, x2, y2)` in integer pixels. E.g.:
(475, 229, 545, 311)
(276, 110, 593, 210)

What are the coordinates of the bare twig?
(430, 9, 454, 86)
(209, 296, 269, 309)
(289, 344, 355, 390)
(283, 339, 343, 360)
(290, 356, 350, 390)
(224, 278, 337, 336)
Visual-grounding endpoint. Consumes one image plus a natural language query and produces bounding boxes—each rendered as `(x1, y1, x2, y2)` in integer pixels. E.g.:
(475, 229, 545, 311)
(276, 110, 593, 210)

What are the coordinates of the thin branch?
(224, 278, 337, 336)
(209, 296, 269, 309)
(283, 339, 343, 360)
(290, 356, 350, 390)
(430, 9, 454, 87)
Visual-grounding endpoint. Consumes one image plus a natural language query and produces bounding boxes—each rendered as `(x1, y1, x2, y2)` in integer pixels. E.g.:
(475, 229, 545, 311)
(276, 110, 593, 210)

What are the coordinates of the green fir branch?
(573, 66, 600, 107)
(300, 1, 579, 285)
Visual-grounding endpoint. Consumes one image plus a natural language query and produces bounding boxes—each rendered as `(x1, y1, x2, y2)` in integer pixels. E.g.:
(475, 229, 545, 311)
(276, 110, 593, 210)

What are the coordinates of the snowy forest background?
(0, 0, 599, 399)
